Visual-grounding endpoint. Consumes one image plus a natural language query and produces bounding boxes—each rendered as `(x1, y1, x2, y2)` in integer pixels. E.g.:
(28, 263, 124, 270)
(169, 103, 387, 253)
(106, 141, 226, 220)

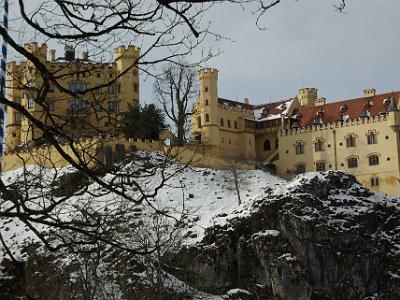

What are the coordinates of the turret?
(114, 45, 141, 110)
(24, 42, 47, 62)
(388, 96, 400, 128)
(198, 68, 220, 145)
(298, 88, 318, 107)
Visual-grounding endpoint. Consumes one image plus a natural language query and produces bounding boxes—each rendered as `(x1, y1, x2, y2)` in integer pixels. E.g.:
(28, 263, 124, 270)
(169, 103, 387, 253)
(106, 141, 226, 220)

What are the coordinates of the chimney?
(82, 51, 88, 61)
(49, 49, 56, 62)
(363, 88, 376, 97)
(64, 45, 75, 61)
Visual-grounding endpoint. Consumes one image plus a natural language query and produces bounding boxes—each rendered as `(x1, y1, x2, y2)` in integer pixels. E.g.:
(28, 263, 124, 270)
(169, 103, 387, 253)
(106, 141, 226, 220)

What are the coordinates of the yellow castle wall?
(5, 42, 140, 150)
(278, 115, 400, 195)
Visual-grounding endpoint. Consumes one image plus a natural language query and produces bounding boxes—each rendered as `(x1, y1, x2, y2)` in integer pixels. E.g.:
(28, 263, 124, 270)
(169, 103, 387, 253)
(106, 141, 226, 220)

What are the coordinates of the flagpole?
(0, 0, 9, 171)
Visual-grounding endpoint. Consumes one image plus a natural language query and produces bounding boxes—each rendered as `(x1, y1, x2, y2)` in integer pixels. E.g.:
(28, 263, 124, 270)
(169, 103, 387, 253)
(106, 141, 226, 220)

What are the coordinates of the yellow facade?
(5, 42, 140, 150)
(191, 68, 400, 195)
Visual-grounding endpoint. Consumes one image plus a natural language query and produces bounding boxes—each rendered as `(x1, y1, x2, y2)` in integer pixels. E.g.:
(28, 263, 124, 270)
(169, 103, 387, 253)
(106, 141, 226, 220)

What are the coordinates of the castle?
(6, 42, 140, 149)
(191, 68, 400, 195)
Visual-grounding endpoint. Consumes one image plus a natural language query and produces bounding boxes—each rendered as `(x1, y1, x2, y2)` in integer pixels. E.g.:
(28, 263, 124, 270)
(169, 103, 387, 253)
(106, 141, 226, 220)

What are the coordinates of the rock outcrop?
(170, 171, 400, 299)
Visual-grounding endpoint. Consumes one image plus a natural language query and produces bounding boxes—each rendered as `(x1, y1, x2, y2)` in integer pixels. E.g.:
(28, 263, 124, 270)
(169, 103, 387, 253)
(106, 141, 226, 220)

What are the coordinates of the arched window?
(368, 154, 379, 166)
(347, 157, 358, 168)
(315, 161, 326, 172)
(264, 139, 271, 151)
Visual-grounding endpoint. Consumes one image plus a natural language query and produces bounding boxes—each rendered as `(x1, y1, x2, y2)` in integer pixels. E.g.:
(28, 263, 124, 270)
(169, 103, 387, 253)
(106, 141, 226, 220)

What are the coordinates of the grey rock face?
(170, 171, 400, 300)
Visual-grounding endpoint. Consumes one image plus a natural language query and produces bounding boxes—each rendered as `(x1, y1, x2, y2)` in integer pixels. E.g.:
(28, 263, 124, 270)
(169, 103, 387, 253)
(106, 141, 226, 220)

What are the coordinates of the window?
(367, 132, 377, 144)
(315, 139, 324, 152)
(28, 98, 34, 109)
(205, 114, 209, 122)
(370, 177, 379, 186)
(48, 83, 54, 92)
(205, 100, 209, 106)
(14, 113, 21, 123)
(347, 157, 358, 168)
(94, 102, 102, 111)
(316, 161, 326, 172)
(118, 84, 121, 93)
(108, 84, 115, 94)
(295, 142, 305, 155)
(368, 154, 379, 166)
(264, 140, 271, 151)
(69, 99, 86, 111)
(108, 101, 118, 112)
(133, 83, 139, 93)
(276, 139, 279, 149)
(346, 135, 356, 147)
(296, 164, 306, 174)
(205, 86, 208, 93)
(47, 101, 55, 112)
(69, 82, 87, 92)
(197, 117, 201, 128)
(95, 87, 102, 94)
(227, 120, 231, 128)
(220, 118, 224, 126)
(234, 121, 238, 129)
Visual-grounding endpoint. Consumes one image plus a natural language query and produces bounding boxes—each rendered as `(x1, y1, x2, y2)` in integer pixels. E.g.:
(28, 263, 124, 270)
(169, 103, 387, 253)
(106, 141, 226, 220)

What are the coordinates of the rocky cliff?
(169, 171, 400, 299)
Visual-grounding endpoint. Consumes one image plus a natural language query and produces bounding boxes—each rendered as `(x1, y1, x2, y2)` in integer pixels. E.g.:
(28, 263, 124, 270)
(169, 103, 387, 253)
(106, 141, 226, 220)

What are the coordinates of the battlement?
(114, 45, 141, 60)
(24, 42, 47, 60)
(279, 114, 388, 136)
(199, 68, 219, 80)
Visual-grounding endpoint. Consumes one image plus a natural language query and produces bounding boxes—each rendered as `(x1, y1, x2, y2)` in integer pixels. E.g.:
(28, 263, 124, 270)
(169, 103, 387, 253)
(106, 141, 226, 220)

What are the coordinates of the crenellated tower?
(298, 88, 318, 107)
(198, 68, 220, 146)
(114, 45, 140, 110)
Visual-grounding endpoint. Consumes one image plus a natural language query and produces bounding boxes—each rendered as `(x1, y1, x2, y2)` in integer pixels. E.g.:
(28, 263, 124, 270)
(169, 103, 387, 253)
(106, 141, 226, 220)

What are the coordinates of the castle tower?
(198, 68, 220, 146)
(5, 61, 22, 150)
(114, 45, 140, 110)
(299, 88, 318, 107)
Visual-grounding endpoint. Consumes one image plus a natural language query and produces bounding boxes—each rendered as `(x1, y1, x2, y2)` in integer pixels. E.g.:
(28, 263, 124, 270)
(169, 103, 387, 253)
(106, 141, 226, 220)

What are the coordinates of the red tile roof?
(295, 91, 400, 127)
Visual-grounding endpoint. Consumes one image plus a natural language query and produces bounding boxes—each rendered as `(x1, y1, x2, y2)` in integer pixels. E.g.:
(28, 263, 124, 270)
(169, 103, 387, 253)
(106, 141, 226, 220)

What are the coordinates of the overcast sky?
(143, 0, 400, 106)
(7, 1, 400, 106)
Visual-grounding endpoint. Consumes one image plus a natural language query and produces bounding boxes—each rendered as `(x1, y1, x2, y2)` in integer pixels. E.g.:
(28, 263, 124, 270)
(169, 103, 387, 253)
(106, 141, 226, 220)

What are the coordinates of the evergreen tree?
(120, 104, 167, 140)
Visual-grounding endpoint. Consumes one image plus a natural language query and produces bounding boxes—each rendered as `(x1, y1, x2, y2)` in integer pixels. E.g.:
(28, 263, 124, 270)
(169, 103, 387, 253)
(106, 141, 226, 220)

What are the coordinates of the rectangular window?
(133, 83, 139, 93)
(227, 120, 231, 128)
(370, 177, 379, 186)
(205, 87, 208, 93)
(14, 113, 21, 123)
(346, 135, 356, 147)
(69, 99, 86, 111)
(368, 155, 379, 166)
(47, 101, 55, 112)
(316, 161, 325, 172)
(296, 164, 306, 174)
(347, 157, 358, 168)
(94, 102, 102, 111)
(28, 98, 34, 109)
(205, 114, 209, 122)
(314, 140, 324, 152)
(220, 118, 224, 126)
(234, 121, 238, 129)
(295, 143, 305, 155)
(108, 84, 115, 95)
(205, 100, 209, 106)
(69, 82, 87, 92)
(108, 101, 118, 112)
(367, 133, 377, 145)
(118, 84, 121, 93)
